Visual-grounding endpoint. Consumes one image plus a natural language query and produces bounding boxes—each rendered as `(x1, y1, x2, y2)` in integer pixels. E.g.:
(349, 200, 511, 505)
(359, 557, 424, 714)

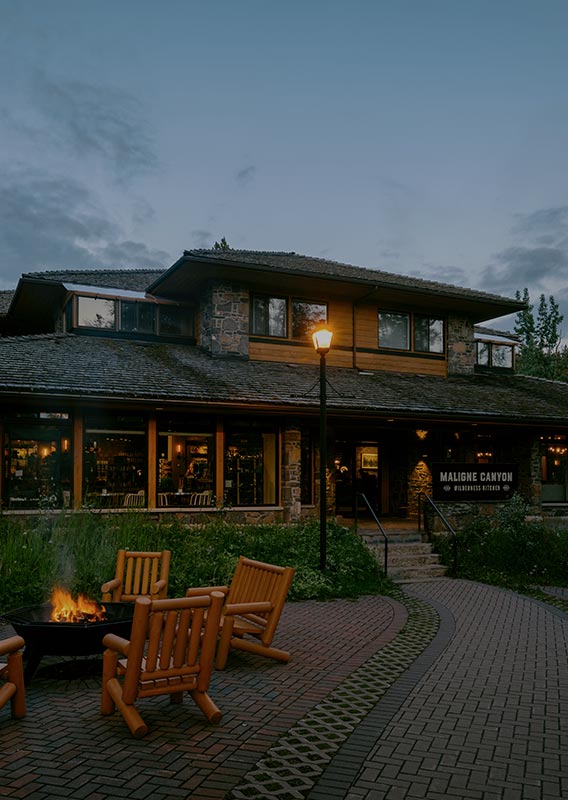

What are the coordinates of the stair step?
(389, 564, 448, 581)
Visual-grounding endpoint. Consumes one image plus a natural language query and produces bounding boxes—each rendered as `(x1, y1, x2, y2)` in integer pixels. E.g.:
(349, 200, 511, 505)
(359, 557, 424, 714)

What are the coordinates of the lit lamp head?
(312, 327, 333, 356)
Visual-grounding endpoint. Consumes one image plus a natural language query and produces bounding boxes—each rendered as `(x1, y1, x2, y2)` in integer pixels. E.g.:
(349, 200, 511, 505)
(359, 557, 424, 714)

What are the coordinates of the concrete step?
(360, 531, 422, 545)
(388, 563, 448, 581)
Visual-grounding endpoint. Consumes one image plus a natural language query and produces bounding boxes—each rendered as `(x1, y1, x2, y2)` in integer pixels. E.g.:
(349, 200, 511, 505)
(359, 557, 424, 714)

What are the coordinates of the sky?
(1, 0, 568, 332)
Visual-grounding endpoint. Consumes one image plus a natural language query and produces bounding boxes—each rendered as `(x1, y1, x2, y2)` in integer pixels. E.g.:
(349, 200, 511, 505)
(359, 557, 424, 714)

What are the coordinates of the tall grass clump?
(433, 493, 568, 588)
(0, 513, 393, 613)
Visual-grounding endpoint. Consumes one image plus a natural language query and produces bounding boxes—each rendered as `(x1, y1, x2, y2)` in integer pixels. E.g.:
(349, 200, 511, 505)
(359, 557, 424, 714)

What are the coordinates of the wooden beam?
(73, 415, 83, 510)
(147, 415, 157, 509)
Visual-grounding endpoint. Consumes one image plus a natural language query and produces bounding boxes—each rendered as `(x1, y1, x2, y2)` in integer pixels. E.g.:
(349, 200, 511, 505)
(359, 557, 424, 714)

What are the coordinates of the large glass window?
(83, 415, 146, 507)
(251, 296, 287, 337)
(492, 344, 513, 369)
(292, 301, 327, 340)
(3, 425, 72, 509)
(378, 311, 410, 350)
(224, 422, 277, 506)
(157, 424, 215, 506)
(541, 435, 568, 502)
(414, 316, 444, 353)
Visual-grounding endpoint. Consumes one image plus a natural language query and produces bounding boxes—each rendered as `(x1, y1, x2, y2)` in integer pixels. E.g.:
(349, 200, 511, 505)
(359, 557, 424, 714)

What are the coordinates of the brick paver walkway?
(0, 595, 405, 800)
(2, 580, 567, 799)
(311, 579, 568, 800)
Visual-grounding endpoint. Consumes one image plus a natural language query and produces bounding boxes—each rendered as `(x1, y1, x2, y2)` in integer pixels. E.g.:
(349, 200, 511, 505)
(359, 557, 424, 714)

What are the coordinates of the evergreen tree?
(514, 288, 568, 380)
(213, 237, 231, 251)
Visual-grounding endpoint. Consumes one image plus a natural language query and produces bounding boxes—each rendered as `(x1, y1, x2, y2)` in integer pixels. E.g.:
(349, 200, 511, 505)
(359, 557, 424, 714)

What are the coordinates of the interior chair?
(0, 636, 26, 720)
(186, 556, 295, 669)
(101, 592, 224, 737)
(102, 549, 171, 603)
(123, 490, 145, 508)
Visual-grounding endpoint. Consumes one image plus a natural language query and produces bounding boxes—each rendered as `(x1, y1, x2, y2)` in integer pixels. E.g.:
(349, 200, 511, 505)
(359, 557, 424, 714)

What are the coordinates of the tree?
(514, 288, 568, 380)
(213, 237, 231, 251)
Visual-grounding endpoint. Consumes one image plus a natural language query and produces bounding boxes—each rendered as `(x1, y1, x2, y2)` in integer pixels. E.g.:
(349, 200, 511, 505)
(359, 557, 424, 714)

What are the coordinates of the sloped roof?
(0, 290, 15, 315)
(22, 269, 164, 292)
(178, 249, 522, 306)
(0, 333, 565, 425)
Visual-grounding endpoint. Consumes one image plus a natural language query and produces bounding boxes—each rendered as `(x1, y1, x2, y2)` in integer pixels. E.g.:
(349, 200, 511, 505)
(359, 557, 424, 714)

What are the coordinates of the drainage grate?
(228, 591, 439, 800)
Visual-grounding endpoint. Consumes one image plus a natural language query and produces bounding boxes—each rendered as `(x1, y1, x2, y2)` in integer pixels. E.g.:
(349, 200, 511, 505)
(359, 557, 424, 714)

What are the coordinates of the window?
(121, 302, 156, 334)
(77, 297, 116, 329)
(3, 426, 72, 509)
(378, 311, 409, 350)
(251, 296, 287, 337)
(71, 295, 193, 339)
(475, 341, 514, 370)
(224, 422, 278, 506)
(292, 300, 327, 340)
(158, 305, 194, 337)
(492, 345, 513, 369)
(250, 296, 327, 341)
(414, 316, 444, 353)
(83, 414, 146, 507)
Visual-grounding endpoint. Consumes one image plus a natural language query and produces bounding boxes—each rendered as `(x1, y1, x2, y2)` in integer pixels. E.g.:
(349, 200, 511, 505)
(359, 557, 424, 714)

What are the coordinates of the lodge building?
(1, 249, 568, 523)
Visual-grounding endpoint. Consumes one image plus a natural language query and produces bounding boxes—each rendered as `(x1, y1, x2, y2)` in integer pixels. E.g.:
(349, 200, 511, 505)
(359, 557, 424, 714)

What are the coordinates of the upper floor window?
(71, 295, 194, 340)
(476, 341, 514, 370)
(77, 297, 116, 329)
(251, 296, 287, 337)
(379, 311, 409, 350)
(292, 300, 327, 340)
(250, 295, 327, 341)
(378, 310, 444, 354)
(414, 316, 444, 353)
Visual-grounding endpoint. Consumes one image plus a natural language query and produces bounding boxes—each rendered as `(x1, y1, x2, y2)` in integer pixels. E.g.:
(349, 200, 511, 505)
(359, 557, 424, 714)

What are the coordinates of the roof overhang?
(148, 253, 524, 324)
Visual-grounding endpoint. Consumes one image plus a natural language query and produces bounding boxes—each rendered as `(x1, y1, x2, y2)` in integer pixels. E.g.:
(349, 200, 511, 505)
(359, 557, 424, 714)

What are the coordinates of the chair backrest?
(124, 491, 145, 507)
(121, 592, 224, 704)
(226, 556, 295, 645)
(189, 490, 212, 506)
(108, 549, 171, 602)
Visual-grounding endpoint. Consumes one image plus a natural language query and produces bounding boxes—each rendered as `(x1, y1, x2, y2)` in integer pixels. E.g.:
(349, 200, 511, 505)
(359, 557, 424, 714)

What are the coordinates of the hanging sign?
(431, 463, 518, 502)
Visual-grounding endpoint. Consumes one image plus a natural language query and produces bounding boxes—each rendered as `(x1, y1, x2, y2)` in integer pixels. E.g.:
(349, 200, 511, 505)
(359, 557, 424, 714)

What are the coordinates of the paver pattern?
(312, 579, 568, 800)
(0, 594, 404, 800)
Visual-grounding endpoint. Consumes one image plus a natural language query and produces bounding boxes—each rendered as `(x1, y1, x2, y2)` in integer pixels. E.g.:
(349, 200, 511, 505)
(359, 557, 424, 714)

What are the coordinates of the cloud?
(235, 165, 256, 188)
(190, 230, 214, 248)
(0, 166, 169, 288)
(480, 206, 568, 297)
(26, 70, 158, 184)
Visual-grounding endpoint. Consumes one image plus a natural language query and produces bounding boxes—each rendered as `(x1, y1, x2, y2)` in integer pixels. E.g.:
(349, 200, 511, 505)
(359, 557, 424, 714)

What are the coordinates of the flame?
(49, 586, 107, 623)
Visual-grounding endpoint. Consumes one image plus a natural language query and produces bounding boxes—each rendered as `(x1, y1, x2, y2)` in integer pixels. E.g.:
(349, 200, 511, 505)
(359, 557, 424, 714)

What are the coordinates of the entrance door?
(333, 442, 381, 517)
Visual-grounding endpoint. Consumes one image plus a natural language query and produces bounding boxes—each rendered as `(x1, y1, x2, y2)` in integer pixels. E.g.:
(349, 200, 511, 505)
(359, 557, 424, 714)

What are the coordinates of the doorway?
(333, 442, 382, 518)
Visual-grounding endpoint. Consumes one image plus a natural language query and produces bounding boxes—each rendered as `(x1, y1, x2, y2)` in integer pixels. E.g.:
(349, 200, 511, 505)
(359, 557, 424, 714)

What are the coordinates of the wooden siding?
(249, 299, 448, 376)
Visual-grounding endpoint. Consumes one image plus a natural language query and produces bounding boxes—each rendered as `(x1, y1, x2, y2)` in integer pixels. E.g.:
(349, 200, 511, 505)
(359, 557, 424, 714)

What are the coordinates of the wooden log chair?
(186, 556, 295, 670)
(101, 592, 224, 738)
(101, 549, 171, 603)
(0, 636, 26, 720)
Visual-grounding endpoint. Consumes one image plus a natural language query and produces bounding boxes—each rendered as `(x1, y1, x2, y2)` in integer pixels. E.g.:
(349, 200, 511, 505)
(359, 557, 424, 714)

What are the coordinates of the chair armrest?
(152, 579, 167, 594)
(224, 601, 273, 616)
(0, 635, 25, 658)
(101, 578, 121, 594)
(185, 585, 229, 598)
(102, 633, 130, 656)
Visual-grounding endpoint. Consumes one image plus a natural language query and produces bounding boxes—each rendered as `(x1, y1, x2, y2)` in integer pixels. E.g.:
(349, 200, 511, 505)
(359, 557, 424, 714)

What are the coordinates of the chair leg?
(101, 651, 118, 715)
(231, 637, 292, 663)
(106, 678, 148, 738)
(189, 690, 222, 723)
(216, 618, 234, 670)
(7, 652, 26, 719)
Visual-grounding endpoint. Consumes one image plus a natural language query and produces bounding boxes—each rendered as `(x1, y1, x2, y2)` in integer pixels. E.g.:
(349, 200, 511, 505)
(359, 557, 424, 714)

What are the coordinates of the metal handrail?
(355, 492, 389, 576)
(418, 492, 458, 574)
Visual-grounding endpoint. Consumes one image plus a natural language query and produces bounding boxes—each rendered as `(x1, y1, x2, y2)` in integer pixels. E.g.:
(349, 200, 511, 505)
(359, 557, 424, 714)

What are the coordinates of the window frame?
(249, 294, 328, 343)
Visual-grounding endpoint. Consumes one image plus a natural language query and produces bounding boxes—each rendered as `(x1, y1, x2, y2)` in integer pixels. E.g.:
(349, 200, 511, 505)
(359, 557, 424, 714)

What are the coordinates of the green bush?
(434, 493, 568, 588)
(0, 513, 393, 613)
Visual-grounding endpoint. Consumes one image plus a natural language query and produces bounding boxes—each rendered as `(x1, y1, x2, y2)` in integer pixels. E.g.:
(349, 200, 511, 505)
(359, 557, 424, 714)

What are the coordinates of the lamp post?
(312, 327, 333, 572)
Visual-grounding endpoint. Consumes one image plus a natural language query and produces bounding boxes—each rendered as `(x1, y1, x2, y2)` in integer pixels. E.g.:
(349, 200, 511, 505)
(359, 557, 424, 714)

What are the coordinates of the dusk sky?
(1, 1, 568, 331)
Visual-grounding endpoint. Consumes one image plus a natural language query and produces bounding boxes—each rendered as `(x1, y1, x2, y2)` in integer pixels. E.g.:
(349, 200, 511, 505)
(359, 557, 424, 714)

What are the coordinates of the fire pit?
(3, 588, 134, 683)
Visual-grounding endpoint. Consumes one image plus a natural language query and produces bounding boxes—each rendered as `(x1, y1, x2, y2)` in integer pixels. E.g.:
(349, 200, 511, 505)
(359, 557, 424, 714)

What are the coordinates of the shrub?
(0, 513, 394, 613)
(434, 493, 568, 588)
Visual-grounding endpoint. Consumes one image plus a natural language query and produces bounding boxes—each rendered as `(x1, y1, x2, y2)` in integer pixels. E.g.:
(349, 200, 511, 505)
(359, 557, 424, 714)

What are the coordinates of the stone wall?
(447, 316, 475, 375)
(199, 281, 249, 358)
(282, 425, 302, 522)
